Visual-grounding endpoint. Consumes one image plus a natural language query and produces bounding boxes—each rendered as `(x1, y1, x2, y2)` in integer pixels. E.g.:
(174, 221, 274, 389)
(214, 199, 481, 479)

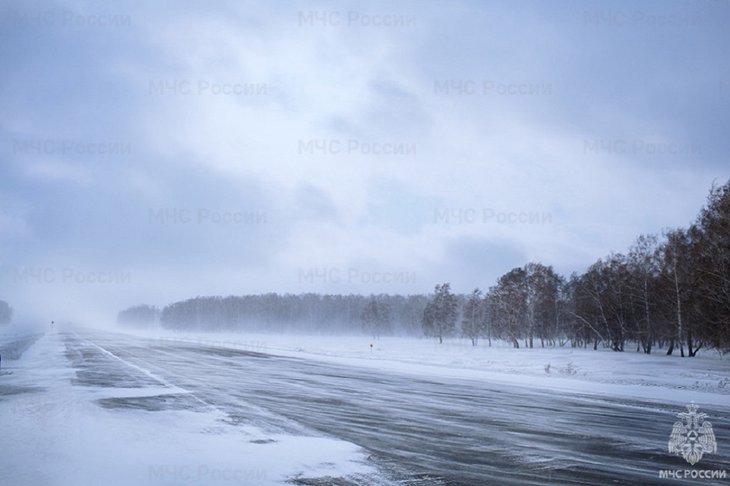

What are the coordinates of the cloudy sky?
(1, 0, 728, 323)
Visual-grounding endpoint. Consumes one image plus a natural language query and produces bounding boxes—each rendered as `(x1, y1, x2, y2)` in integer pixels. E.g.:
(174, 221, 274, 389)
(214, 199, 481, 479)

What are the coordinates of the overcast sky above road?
(1, 0, 729, 323)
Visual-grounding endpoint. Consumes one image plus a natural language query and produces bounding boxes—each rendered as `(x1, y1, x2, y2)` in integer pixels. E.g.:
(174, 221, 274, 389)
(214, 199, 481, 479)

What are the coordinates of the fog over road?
(64, 330, 729, 485)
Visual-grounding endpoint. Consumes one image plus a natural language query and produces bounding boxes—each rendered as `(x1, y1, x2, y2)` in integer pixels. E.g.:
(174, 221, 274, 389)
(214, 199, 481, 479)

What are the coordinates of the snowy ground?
(127, 328, 730, 407)
(2, 325, 729, 485)
(0, 327, 388, 485)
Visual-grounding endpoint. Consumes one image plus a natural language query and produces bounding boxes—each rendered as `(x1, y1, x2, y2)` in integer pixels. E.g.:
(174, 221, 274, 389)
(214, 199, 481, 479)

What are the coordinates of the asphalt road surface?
(60, 331, 730, 485)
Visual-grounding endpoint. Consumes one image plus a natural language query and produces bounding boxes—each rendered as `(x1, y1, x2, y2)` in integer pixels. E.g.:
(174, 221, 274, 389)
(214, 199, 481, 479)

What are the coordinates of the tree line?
(0, 300, 12, 325)
(118, 180, 729, 355)
(421, 181, 730, 356)
(117, 304, 160, 328)
(118, 294, 429, 336)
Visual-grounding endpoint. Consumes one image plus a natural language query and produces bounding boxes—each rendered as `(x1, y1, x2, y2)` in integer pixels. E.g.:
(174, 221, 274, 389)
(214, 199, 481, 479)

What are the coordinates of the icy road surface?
(3, 329, 730, 485)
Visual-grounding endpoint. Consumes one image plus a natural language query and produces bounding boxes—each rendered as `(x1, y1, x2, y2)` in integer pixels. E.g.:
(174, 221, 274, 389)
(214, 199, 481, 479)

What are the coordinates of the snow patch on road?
(0, 331, 387, 485)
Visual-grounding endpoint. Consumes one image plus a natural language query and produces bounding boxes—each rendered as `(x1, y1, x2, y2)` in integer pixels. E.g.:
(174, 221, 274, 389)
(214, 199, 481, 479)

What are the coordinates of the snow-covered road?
(2, 329, 729, 485)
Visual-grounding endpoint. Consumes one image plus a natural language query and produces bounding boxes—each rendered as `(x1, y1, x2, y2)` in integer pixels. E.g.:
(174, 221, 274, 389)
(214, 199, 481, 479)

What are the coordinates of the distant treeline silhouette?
(0, 300, 12, 325)
(120, 180, 730, 355)
(156, 294, 428, 335)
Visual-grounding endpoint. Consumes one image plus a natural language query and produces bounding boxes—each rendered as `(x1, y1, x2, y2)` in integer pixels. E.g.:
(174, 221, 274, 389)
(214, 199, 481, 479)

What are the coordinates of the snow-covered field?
(125, 327, 730, 407)
(0, 327, 384, 485)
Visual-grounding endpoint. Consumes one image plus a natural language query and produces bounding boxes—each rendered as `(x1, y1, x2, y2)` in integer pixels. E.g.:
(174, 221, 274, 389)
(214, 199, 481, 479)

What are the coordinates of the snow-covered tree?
(422, 283, 458, 343)
(627, 234, 660, 353)
(693, 181, 730, 353)
(489, 268, 527, 348)
(462, 289, 485, 346)
(361, 296, 391, 339)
